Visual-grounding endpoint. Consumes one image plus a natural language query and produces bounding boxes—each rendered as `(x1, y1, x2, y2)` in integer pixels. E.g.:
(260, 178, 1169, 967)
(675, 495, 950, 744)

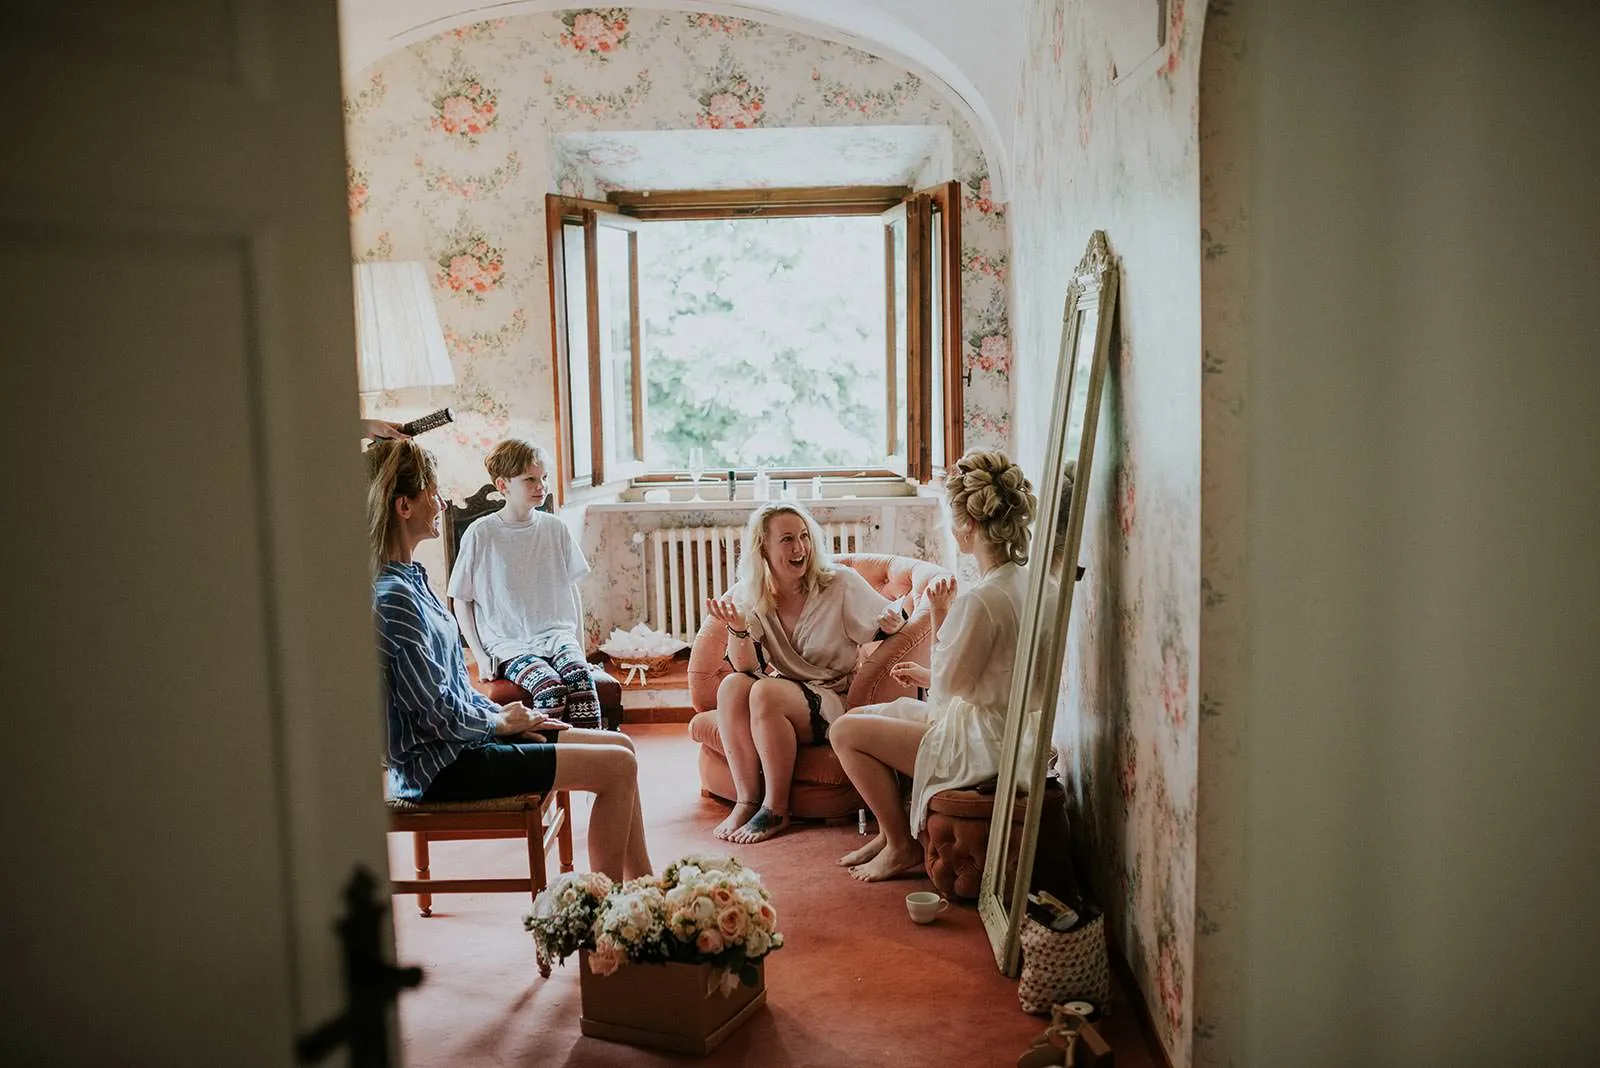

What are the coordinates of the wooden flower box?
(577, 951, 766, 1056)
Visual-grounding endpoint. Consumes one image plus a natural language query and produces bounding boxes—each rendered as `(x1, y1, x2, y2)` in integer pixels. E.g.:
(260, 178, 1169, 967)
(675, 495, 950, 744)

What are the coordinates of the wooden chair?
(387, 790, 576, 976)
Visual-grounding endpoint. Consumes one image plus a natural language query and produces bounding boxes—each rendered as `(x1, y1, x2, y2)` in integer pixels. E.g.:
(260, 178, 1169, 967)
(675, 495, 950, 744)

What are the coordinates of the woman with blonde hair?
(703, 501, 909, 844)
(366, 439, 651, 880)
(829, 449, 1038, 881)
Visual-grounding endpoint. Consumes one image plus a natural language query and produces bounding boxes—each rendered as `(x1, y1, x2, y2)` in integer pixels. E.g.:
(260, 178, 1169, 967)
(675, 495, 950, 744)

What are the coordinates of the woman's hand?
(876, 599, 907, 636)
(494, 701, 535, 737)
(889, 660, 931, 689)
(923, 574, 957, 616)
(361, 418, 410, 441)
(705, 594, 748, 634)
(495, 702, 570, 738)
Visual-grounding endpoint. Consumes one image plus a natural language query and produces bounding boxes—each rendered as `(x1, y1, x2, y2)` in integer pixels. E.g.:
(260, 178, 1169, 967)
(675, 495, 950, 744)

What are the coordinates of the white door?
(0, 3, 392, 1065)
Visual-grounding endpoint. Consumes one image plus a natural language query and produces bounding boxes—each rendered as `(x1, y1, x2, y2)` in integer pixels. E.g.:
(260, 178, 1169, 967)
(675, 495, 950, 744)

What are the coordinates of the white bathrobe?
(867, 561, 1036, 836)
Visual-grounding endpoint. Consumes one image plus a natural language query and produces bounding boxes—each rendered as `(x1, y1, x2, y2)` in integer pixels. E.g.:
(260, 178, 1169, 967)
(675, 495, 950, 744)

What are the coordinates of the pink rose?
(695, 929, 725, 954)
(717, 907, 748, 940)
(710, 887, 734, 907)
(757, 902, 777, 928)
(589, 941, 622, 976)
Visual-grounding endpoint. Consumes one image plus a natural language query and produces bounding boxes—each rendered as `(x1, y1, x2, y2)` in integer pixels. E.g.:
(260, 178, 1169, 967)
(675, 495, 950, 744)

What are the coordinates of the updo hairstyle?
(944, 449, 1038, 565)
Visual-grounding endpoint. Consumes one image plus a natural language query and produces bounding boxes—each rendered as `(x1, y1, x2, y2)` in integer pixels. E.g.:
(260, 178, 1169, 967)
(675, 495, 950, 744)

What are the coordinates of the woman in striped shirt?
(367, 439, 651, 880)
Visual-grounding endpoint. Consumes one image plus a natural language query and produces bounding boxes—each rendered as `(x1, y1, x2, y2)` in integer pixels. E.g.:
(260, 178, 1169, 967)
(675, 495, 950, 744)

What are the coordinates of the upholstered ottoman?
(688, 710, 864, 820)
(919, 779, 1075, 901)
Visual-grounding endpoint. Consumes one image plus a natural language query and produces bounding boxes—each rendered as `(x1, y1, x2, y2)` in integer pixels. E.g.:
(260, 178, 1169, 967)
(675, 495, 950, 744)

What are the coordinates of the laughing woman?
(703, 502, 908, 844)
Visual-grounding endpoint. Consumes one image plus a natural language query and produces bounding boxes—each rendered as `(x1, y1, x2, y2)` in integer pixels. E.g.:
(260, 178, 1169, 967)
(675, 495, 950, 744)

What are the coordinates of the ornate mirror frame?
(978, 231, 1119, 974)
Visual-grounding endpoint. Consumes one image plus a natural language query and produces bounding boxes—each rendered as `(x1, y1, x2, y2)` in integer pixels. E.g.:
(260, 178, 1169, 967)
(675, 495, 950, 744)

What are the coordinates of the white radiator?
(644, 520, 873, 642)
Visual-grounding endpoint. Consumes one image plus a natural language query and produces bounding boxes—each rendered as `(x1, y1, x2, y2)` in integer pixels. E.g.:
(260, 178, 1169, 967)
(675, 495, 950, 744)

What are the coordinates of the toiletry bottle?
(726, 469, 737, 501)
(811, 475, 824, 501)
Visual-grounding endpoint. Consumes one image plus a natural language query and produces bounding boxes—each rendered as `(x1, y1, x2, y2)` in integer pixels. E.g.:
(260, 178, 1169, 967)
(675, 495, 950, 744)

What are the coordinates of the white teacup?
(906, 891, 949, 924)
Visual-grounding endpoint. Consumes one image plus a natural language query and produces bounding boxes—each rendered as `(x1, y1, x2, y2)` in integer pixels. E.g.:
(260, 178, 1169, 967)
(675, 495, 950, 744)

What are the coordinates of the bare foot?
(838, 833, 886, 867)
(850, 840, 924, 882)
(712, 801, 759, 841)
(728, 806, 790, 844)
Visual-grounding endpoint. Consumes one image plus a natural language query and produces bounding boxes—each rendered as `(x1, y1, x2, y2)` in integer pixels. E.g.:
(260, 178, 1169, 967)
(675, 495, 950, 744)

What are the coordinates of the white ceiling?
(336, 0, 1026, 199)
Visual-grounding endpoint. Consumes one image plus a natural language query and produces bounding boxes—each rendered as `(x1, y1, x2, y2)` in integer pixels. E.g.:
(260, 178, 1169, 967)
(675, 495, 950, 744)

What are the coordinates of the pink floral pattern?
(559, 9, 630, 56)
(430, 71, 498, 140)
(696, 66, 765, 129)
(342, 73, 386, 119)
(415, 150, 522, 198)
(814, 70, 919, 118)
(546, 69, 652, 118)
(434, 228, 505, 301)
(963, 174, 1004, 217)
(963, 247, 1008, 282)
(346, 165, 369, 217)
(685, 13, 757, 36)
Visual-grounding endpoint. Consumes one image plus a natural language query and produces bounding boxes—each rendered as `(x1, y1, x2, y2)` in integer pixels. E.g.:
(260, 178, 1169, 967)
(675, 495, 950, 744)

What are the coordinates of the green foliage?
(638, 216, 886, 469)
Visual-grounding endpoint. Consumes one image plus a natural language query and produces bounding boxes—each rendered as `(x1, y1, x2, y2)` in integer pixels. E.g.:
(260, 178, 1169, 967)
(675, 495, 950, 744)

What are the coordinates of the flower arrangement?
(526, 854, 784, 989)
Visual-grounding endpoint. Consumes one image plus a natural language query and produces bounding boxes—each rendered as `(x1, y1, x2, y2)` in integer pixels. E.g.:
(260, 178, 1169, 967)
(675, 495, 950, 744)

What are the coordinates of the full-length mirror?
(978, 231, 1119, 973)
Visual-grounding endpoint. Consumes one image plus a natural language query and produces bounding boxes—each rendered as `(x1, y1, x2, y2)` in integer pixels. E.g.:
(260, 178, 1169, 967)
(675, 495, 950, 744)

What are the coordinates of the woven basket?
(612, 652, 679, 674)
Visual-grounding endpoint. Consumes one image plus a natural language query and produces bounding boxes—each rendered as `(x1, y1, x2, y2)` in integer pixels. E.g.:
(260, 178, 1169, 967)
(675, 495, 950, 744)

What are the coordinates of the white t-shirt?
(446, 510, 589, 669)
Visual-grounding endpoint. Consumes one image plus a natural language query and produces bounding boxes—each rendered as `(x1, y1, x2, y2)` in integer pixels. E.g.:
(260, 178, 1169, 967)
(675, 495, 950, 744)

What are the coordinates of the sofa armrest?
(687, 614, 731, 713)
(847, 600, 935, 708)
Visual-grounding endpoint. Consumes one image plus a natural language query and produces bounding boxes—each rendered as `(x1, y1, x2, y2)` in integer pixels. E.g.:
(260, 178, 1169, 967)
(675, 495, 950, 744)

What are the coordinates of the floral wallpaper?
(1011, 1, 1203, 1064)
(343, 9, 1012, 512)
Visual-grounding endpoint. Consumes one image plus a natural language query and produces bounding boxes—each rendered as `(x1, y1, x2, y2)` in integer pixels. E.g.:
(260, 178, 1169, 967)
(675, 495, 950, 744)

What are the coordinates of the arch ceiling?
(337, 0, 1024, 199)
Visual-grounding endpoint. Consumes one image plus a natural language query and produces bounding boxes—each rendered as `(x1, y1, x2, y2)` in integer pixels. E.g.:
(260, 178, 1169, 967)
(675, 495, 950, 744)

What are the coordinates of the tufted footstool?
(918, 779, 1075, 902)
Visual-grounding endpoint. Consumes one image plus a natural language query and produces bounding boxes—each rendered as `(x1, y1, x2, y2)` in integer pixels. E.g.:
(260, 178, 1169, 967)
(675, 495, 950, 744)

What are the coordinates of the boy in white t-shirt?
(448, 439, 601, 729)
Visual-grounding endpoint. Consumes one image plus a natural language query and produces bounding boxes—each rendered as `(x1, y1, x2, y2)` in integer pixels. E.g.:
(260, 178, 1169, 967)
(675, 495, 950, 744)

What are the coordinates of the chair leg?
(557, 791, 575, 874)
(526, 808, 548, 899)
(412, 832, 432, 917)
(526, 808, 554, 980)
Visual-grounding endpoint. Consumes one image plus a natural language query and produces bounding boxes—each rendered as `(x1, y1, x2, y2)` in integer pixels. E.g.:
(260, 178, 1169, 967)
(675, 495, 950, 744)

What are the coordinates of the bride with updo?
(828, 449, 1039, 882)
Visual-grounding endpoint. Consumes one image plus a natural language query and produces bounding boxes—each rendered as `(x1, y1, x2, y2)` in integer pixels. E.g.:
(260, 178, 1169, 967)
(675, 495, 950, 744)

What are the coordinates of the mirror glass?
(978, 230, 1119, 973)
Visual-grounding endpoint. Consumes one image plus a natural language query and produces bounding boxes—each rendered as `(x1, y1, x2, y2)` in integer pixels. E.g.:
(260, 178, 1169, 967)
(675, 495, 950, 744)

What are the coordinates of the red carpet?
(390, 725, 1157, 1067)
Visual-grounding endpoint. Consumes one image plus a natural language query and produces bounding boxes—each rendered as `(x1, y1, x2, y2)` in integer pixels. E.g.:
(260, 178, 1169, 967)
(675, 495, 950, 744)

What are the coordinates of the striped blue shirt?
(374, 561, 499, 800)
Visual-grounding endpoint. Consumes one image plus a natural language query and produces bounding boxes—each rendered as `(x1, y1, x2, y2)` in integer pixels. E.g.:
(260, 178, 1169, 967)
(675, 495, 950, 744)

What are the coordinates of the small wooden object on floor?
(386, 791, 575, 976)
(1016, 1007, 1114, 1068)
(577, 953, 766, 1055)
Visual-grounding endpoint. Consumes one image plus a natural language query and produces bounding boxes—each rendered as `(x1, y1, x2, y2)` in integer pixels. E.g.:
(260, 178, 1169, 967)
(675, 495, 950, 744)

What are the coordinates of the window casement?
(545, 183, 962, 504)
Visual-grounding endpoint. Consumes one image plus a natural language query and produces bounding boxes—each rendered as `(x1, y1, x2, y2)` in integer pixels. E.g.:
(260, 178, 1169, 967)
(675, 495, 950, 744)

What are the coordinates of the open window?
(545, 183, 961, 502)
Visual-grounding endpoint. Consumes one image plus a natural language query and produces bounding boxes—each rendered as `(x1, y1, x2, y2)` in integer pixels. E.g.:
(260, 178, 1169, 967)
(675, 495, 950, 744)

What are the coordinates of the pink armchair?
(686, 553, 953, 820)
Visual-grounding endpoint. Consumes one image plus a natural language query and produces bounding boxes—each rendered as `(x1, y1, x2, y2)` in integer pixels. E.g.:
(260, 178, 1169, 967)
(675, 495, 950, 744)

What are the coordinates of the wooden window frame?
(546, 184, 961, 498)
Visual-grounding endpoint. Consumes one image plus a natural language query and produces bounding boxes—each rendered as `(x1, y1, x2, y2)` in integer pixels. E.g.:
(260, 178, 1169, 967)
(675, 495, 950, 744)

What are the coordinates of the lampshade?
(352, 261, 455, 392)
